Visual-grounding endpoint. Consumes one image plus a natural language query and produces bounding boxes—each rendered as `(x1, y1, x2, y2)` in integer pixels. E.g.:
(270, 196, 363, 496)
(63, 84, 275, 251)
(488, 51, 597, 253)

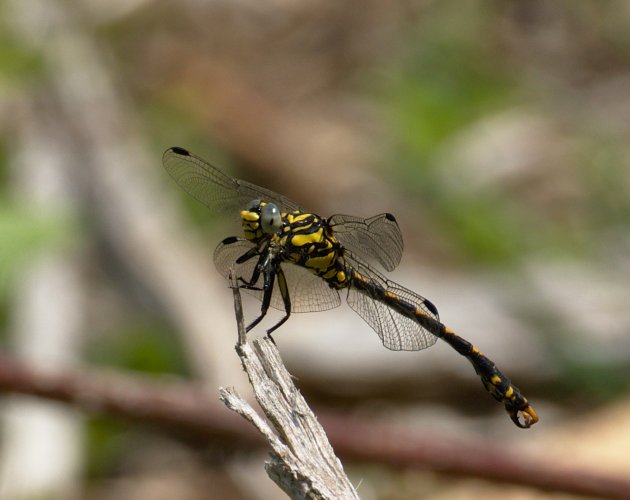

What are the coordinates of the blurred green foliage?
(0, 201, 78, 295)
(0, 199, 78, 345)
(85, 318, 190, 376)
(85, 416, 131, 479)
(560, 355, 630, 404)
(386, 10, 514, 166)
(581, 139, 630, 230)
(381, 3, 630, 265)
(379, 6, 530, 264)
(0, 6, 46, 88)
(83, 317, 191, 480)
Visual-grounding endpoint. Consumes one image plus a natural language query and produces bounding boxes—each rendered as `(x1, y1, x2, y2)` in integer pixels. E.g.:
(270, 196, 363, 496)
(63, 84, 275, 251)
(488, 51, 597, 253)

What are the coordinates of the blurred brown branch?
(0, 352, 258, 448)
(1, 351, 630, 498)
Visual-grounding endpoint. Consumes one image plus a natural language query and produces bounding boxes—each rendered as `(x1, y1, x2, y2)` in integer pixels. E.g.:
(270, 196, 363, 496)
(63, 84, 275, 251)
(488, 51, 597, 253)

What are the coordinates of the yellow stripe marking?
(415, 307, 428, 318)
(323, 268, 337, 279)
(292, 228, 323, 247)
(305, 253, 335, 270)
(288, 213, 311, 223)
(241, 211, 259, 222)
(294, 222, 313, 231)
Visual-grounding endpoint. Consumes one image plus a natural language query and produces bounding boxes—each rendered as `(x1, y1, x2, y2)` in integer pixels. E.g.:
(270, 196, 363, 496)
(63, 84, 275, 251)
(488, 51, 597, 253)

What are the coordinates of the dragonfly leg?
(235, 244, 261, 265)
(237, 251, 266, 289)
(237, 277, 263, 291)
(245, 262, 275, 333)
(439, 326, 538, 428)
(265, 266, 292, 339)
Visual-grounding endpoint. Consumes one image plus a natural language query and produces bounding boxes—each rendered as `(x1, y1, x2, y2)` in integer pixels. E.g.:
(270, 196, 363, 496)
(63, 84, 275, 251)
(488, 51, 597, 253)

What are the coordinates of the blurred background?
(1, 0, 630, 498)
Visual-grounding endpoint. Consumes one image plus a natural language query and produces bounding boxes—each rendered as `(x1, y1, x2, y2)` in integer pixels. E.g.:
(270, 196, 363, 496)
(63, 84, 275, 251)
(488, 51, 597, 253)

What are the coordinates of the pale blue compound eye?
(260, 203, 282, 234)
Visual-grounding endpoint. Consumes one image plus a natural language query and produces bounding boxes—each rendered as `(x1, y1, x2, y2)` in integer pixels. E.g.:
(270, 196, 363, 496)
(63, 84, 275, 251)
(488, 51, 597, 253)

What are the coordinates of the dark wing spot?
(171, 146, 190, 156)
(385, 213, 396, 222)
(424, 298, 438, 316)
(221, 236, 240, 245)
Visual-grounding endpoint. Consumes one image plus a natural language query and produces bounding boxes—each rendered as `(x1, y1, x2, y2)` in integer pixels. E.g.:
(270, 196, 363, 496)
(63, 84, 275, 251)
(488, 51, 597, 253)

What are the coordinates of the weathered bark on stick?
(219, 274, 359, 499)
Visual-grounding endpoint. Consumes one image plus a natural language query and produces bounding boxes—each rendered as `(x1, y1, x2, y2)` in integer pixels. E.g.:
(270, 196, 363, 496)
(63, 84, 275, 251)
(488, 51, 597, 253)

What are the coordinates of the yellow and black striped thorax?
(280, 212, 349, 289)
(239, 202, 350, 289)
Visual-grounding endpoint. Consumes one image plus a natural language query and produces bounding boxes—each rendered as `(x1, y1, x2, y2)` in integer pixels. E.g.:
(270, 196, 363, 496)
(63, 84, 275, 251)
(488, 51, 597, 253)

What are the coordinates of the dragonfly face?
(240, 200, 284, 243)
(163, 146, 538, 428)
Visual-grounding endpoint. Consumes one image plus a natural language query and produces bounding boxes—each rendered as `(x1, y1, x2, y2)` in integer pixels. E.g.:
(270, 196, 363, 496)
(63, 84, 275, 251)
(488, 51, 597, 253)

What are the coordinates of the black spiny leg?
(265, 265, 292, 340)
(236, 249, 265, 290)
(236, 245, 261, 266)
(245, 260, 275, 333)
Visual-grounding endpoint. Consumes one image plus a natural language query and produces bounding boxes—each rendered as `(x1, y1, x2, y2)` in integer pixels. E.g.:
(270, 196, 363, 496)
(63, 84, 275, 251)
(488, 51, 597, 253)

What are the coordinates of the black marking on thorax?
(280, 211, 350, 289)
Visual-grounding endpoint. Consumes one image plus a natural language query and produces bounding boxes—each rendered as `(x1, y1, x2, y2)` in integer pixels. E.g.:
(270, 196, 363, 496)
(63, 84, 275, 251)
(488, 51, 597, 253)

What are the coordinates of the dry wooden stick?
(219, 272, 359, 499)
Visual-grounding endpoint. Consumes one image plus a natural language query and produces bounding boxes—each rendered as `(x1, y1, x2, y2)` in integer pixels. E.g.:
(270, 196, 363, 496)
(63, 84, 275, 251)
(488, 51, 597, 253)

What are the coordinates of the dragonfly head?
(241, 200, 283, 242)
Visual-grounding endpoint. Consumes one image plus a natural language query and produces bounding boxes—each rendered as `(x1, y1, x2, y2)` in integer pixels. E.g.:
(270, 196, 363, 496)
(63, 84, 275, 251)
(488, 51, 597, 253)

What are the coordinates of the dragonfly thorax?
(280, 212, 350, 289)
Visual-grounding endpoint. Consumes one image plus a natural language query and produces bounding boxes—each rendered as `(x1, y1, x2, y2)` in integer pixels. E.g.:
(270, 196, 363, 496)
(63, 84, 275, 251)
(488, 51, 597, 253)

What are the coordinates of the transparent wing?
(327, 213, 403, 272)
(345, 255, 439, 351)
(163, 147, 303, 214)
(214, 237, 341, 313)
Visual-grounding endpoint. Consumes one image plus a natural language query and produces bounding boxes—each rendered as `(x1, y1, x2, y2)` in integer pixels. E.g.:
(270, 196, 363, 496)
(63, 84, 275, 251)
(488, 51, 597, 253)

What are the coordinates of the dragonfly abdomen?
(349, 269, 537, 427)
(350, 270, 439, 327)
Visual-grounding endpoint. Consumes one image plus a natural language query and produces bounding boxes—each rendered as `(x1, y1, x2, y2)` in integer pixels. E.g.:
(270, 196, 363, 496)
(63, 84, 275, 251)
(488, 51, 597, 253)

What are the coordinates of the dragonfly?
(163, 146, 538, 428)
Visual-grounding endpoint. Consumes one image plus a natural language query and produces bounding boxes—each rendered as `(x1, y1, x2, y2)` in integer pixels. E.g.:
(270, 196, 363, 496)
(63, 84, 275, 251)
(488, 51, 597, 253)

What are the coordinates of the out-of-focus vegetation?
(85, 317, 190, 376)
(382, 3, 630, 265)
(0, 203, 77, 297)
